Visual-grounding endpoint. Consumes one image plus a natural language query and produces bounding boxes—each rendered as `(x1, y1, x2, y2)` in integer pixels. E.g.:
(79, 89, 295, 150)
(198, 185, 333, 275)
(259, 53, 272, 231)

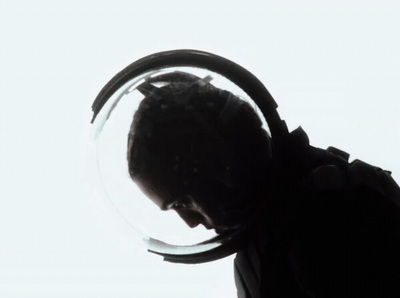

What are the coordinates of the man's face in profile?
(127, 77, 270, 235)
(134, 168, 255, 235)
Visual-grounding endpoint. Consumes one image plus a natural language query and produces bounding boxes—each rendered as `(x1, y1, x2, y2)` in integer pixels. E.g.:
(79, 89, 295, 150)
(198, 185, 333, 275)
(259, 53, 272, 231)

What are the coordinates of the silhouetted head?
(128, 72, 272, 233)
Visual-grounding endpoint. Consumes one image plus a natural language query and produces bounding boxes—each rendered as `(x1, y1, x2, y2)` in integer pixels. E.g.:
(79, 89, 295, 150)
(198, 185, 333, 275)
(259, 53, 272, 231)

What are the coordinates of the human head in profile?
(127, 72, 272, 234)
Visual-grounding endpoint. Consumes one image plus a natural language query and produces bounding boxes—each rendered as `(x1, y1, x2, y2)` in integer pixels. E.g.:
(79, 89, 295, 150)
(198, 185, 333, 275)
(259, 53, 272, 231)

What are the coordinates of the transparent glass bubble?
(91, 66, 270, 255)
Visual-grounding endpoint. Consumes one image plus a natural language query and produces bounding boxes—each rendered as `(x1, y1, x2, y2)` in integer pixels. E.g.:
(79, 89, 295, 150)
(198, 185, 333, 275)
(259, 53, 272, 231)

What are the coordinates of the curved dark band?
(149, 235, 242, 264)
(91, 49, 288, 139)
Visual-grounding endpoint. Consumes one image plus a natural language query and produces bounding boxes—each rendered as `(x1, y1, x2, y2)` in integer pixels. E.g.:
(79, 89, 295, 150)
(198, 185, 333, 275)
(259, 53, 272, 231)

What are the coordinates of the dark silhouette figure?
(127, 73, 400, 298)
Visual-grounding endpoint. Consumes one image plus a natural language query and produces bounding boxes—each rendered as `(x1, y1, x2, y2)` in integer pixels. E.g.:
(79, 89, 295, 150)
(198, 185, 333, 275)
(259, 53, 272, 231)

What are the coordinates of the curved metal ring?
(91, 49, 288, 139)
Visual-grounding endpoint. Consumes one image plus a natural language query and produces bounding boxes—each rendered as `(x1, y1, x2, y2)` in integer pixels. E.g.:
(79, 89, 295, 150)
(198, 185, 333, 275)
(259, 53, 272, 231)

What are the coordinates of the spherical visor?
(90, 50, 288, 263)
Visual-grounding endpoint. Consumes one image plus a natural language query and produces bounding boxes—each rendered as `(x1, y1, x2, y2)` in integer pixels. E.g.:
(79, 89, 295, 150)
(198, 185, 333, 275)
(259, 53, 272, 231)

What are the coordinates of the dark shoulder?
(288, 161, 400, 297)
(295, 159, 400, 232)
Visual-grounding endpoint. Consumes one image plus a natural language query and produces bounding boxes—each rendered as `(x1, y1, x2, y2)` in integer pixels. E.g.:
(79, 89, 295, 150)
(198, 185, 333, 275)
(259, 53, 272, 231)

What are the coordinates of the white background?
(1, 1, 399, 297)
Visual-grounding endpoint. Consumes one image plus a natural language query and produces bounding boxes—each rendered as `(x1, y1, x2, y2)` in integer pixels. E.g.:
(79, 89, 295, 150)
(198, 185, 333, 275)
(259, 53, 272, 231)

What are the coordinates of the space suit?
(91, 50, 400, 298)
(234, 128, 400, 297)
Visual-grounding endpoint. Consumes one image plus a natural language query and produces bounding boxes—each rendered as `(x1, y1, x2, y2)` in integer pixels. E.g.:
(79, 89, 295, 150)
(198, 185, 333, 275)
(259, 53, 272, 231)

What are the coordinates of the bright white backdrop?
(0, 1, 399, 298)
